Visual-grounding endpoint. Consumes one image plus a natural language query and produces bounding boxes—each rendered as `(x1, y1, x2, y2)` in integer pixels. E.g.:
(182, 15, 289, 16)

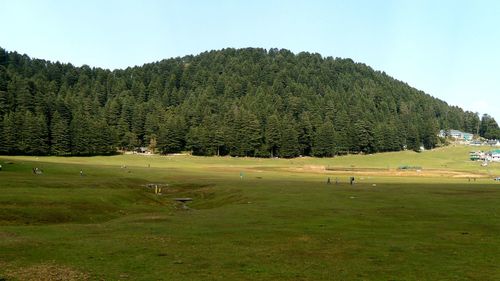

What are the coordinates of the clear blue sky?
(1, 0, 499, 121)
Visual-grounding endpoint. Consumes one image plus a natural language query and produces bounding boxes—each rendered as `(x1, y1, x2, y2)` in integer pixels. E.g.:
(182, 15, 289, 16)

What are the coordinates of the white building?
(491, 150, 500, 162)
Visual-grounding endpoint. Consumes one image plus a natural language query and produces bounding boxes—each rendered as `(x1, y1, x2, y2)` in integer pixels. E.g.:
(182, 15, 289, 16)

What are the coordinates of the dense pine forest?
(0, 47, 498, 157)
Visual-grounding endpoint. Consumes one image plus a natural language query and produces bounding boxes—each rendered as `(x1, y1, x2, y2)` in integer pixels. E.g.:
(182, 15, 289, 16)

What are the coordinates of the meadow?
(0, 146, 499, 280)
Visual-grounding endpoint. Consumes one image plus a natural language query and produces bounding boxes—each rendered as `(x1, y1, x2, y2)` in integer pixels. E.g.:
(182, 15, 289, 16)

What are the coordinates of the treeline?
(0, 47, 498, 157)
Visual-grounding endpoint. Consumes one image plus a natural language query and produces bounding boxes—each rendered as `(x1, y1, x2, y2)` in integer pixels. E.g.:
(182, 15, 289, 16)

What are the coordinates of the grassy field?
(0, 146, 499, 280)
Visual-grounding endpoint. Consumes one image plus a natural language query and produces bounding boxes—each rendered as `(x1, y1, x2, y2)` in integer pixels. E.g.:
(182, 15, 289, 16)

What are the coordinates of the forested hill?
(0, 47, 498, 157)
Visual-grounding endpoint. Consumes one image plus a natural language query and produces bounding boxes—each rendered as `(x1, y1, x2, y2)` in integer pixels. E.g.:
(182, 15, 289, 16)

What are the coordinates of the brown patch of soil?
(3, 262, 89, 281)
(288, 166, 487, 178)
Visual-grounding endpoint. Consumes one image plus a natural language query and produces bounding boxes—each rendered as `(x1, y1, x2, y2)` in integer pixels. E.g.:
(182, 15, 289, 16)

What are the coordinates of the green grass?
(1, 146, 500, 280)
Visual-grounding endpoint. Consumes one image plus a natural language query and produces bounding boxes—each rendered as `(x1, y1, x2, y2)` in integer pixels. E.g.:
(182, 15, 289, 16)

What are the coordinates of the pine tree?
(226, 107, 261, 156)
(480, 114, 500, 139)
(240, 110, 262, 156)
(279, 119, 300, 158)
(70, 112, 92, 155)
(91, 82, 105, 107)
(28, 113, 49, 155)
(1, 112, 17, 154)
(157, 115, 186, 153)
(121, 132, 139, 151)
(353, 120, 374, 153)
(9, 76, 33, 112)
(105, 99, 121, 126)
(131, 106, 146, 144)
(422, 119, 438, 149)
(186, 126, 205, 155)
(144, 111, 160, 138)
(131, 80, 147, 102)
(213, 126, 226, 156)
(92, 116, 116, 154)
(148, 134, 157, 153)
(0, 118, 3, 153)
(50, 111, 71, 155)
(373, 124, 386, 152)
(0, 47, 7, 66)
(406, 124, 421, 152)
(17, 111, 32, 153)
(0, 93, 7, 118)
(297, 112, 313, 156)
(333, 110, 350, 153)
(313, 119, 336, 157)
(265, 114, 281, 157)
(17, 111, 48, 155)
(0, 66, 9, 117)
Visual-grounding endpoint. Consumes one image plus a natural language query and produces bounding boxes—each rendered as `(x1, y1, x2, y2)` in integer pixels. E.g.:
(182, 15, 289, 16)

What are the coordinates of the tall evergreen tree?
(297, 112, 313, 156)
(265, 114, 281, 157)
(333, 110, 350, 153)
(1, 112, 17, 154)
(406, 124, 421, 152)
(422, 119, 439, 149)
(50, 111, 71, 155)
(313, 119, 336, 157)
(353, 120, 374, 153)
(92, 116, 116, 154)
(279, 118, 300, 158)
(186, 126, 206, 155)
(480, 114, 500, 140)
(0, 66, 9, 117)
(70, 112, 92, 155)
(9, 76, 33, 112)
(30, 113, 49, 155)
(0, 118, 4, 153)
(157, 114, 186, 153)
(238, 110, 262, 156)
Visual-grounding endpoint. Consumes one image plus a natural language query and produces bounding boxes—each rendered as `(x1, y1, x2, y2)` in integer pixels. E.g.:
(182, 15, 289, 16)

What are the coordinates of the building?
(438, 130, 446, 138)
(487, 140, 500, 146)
(491, 149, 500, 162)
(134, 147, 151, 154)
(462, 133, 473, 141)
(440, 129, 474, 141)
(448, 129, 473, 141)
(470, 140, 483, 146)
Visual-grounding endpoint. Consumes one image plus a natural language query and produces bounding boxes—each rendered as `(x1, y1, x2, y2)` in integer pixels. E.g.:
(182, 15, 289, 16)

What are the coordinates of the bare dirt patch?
(3, 262, 89, 281)
(288, 165, 487, 178)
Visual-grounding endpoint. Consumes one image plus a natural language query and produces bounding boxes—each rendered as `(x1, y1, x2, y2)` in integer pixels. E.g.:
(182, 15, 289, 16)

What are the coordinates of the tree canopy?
(0, 47, 496, 157)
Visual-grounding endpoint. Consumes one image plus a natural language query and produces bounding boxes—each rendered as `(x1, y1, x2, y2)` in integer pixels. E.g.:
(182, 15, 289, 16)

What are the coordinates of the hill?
(0, 47, 498, 157)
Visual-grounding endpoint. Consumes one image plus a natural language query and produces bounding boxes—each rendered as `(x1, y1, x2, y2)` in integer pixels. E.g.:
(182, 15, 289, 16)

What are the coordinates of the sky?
(0, 0, 499, 121)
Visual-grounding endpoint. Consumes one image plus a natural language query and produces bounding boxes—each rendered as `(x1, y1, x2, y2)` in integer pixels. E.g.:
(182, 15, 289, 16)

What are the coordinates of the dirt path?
(285, 165, 488, 178)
